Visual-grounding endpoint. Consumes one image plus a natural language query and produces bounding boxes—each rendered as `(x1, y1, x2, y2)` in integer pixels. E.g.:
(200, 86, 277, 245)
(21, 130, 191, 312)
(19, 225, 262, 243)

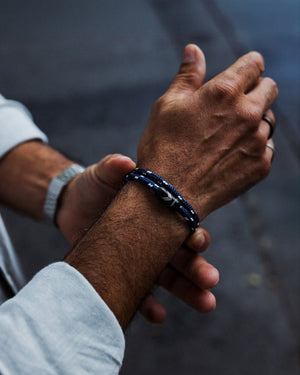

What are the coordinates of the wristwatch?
(44, 164, 85, 222)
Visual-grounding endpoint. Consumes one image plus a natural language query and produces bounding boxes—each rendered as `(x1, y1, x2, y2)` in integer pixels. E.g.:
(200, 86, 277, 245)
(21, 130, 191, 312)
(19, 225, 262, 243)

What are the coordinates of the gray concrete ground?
(0, 1, 299, 374)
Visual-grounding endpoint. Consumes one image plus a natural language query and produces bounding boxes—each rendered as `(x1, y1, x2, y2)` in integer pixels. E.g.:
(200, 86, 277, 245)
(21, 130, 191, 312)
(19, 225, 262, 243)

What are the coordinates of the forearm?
(0, 141, 73, 220)
(65, 181, 190, 329)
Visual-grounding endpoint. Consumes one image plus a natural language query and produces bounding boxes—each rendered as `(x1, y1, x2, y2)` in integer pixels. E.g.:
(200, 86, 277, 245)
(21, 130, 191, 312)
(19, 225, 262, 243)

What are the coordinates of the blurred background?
(0, 1, 299, 374)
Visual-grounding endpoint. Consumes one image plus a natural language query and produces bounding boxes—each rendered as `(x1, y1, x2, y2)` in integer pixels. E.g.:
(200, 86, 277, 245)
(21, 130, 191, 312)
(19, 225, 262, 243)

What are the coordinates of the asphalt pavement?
(0, 1, 299, 374)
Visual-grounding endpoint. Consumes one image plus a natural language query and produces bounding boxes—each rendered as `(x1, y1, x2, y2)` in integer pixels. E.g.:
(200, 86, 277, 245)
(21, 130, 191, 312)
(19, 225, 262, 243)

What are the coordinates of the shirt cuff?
(0, 94, 48, 159)
(0, 262, 125, 375)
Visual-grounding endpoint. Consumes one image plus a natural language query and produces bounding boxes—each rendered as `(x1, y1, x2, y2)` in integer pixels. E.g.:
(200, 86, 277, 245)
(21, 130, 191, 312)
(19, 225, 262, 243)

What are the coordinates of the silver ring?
(262, 114, 276, 139)
(266, 143, 275, 153)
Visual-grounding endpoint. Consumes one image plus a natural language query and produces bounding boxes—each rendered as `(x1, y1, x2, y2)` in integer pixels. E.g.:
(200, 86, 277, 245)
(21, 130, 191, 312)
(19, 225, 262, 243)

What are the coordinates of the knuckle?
(250, 107, 263, 125)
(154, 95, 167, 110)
(155, 92, 178, 109)
(239, 102, 262, 129)
(209, 78, 238, 100)
(178, 71, 199, 86)
(265, 77, 279, 97)
(108, 153, 123, 163)
(152, 95, 171, 117)
(254, 132, 267, 152)
(101, 153, 113, 164)
(267, 109, 275, 120)
(248, 51, 265, 74)
(152, 93, 181, 124)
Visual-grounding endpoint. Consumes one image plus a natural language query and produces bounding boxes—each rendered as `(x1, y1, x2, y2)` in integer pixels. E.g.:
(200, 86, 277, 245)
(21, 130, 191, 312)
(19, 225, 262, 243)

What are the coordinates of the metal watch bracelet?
(44, 164, 85, 223)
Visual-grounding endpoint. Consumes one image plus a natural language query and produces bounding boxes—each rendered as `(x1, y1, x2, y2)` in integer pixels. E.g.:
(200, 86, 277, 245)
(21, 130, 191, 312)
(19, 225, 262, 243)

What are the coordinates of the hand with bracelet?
(55, 153, 219, 321)
(66, 44, 278, 329)
(0, 143, 218, 322)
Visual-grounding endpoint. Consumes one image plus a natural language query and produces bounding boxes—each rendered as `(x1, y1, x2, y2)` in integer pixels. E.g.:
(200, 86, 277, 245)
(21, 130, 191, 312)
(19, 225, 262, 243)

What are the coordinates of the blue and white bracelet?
(125, 168, 200, 233)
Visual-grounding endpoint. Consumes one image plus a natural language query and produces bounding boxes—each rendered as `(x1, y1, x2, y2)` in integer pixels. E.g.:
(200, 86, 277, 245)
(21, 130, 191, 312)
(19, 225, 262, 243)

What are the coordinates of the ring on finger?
(262, 114, 276, 139)
(266, 142, 275, 153)
(266, 142, 275, 162)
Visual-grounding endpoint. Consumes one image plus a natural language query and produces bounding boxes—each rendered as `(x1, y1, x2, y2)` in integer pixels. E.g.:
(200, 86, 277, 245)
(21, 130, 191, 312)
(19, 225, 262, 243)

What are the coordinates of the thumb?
(92, 154, 136, 190)
(168, 44, 206, 95)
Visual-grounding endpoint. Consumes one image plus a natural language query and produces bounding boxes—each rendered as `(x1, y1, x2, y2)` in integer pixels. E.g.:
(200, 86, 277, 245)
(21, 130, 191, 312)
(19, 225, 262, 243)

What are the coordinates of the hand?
(56, 154, 218, 322)
(138, 45, 278, 219)
(139, 226, 219, 323)
(56, 154, 136, 244)
(65, 46, 277, 328)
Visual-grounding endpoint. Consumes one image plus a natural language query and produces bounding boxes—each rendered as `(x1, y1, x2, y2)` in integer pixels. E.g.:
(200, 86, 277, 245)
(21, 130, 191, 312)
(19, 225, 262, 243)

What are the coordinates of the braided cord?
(125, 168, 200, 233)
(133, 168, 199, 222)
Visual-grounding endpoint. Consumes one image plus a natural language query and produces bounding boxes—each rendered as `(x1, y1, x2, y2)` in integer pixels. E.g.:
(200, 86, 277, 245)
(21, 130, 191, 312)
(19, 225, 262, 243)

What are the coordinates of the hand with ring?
(138, 44, 278, 219)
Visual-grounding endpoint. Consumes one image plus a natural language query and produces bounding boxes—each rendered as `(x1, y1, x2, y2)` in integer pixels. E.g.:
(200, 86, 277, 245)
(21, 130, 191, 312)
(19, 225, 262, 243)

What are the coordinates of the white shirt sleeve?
(0, 262, 125, 375)
(0, 94, 48, 158)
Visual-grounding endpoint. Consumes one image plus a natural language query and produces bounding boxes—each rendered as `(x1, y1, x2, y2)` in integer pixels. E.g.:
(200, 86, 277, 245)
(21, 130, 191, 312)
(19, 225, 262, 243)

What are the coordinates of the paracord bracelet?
(125, 168, 200, 233)
(132, 168, 199, 223)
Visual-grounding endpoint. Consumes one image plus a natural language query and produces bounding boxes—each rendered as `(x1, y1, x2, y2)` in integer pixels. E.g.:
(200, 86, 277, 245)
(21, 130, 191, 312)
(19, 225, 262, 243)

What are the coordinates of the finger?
(139, 293, 167, 324)
(184, 226, 211, 253)
(93, 154, 136, 190)
(170, 250, 219, 289)
(247, 77, 279, 113)
(158, 267, 216, 313)
(168, 44, 206, 95)
(216, 51, 265, 94)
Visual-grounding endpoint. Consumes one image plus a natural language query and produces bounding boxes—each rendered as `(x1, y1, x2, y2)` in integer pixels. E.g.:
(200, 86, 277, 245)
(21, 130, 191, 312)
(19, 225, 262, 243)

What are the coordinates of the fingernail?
(196, 231, 206, 249)
(182, 46, 195, 63)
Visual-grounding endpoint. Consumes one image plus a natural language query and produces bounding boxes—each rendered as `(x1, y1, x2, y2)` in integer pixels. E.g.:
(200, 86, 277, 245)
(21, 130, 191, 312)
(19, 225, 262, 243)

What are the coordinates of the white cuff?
(0, 262, 125, 375)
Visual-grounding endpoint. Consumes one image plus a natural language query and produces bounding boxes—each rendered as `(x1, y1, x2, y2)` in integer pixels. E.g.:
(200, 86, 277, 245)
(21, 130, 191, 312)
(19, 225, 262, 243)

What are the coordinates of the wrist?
(0, 141, 73, 220)
(125, 168, 200, 233)
(66, 181, 189, 329)
(137, 157, 211, 221)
